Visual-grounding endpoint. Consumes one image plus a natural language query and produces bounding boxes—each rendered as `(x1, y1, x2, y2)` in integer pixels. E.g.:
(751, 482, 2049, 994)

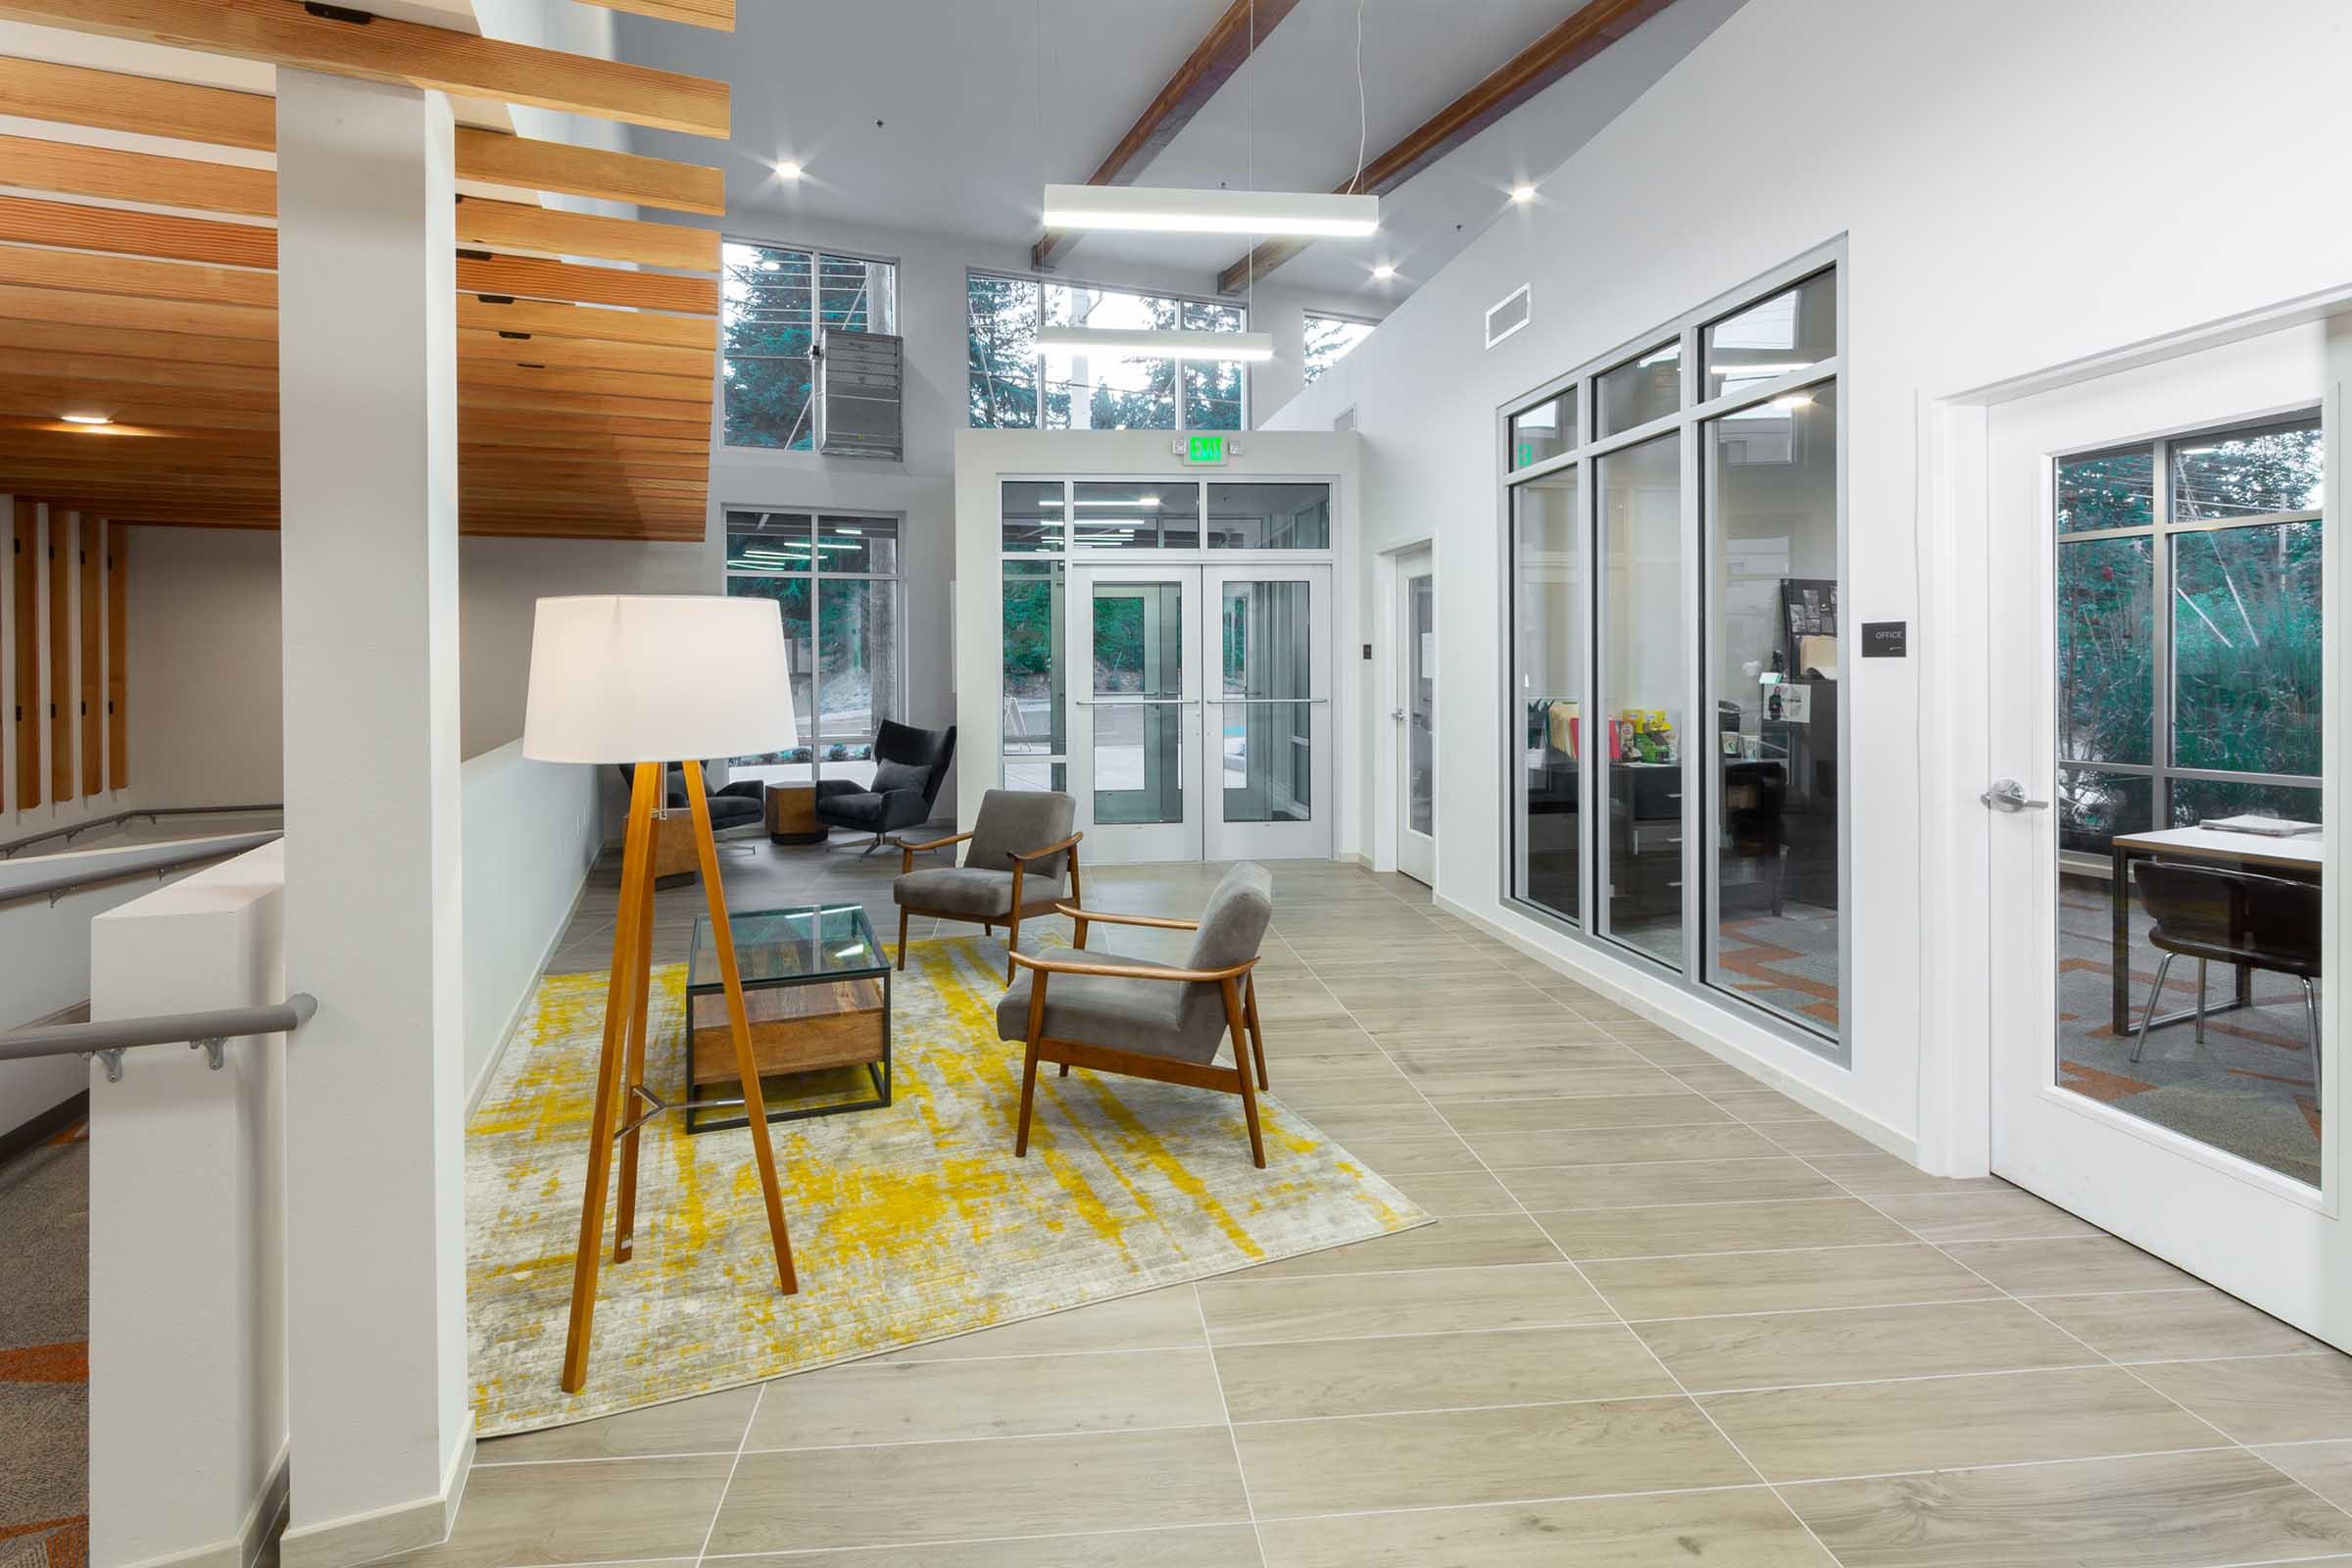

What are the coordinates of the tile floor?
(415, 837, 2352, 1568)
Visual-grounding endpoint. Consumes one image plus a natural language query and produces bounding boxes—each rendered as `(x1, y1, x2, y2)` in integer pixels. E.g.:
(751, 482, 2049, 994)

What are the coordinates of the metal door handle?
(1979, 778, 2050, 812)
(1391, 709, 1406, 720)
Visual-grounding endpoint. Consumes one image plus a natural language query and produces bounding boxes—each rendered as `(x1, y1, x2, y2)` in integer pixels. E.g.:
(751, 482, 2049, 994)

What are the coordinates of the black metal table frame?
(681, 908, 893, 1135)
(2108, 838, 2319, 1038)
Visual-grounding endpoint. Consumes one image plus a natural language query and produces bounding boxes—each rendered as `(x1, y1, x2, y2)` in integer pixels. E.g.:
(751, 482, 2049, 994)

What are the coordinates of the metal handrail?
(0, 994, 318, 1081)
(0, 803, 283, 859)
(0, 832, 281, 910)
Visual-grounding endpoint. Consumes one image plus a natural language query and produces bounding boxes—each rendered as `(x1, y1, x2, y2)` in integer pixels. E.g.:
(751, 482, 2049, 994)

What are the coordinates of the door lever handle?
(1979, 778, 2051, 812)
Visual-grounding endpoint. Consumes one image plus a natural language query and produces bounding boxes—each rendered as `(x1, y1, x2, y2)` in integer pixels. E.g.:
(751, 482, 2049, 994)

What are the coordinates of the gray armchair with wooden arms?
(994, 861, 1275, 1168)
(892, 789, 1082, 983)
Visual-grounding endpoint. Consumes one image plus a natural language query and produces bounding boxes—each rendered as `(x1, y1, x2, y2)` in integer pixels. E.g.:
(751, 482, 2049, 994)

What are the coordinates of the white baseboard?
(279, 1418, 474, 1568)
(109, 1448, 287, 1568)
(1432, 891, 1917, 1163)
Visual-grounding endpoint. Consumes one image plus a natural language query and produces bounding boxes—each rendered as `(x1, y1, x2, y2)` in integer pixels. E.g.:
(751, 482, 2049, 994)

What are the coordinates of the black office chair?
(612, 762, 765, 832)
(814, 721, 956, 854)
(2131, 860, 2320, 1088)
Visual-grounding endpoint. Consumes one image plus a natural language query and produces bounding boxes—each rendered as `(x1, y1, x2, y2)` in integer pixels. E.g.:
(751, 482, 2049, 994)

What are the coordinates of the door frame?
(1372, 538, 1435, 877)
(1921, 288, 2352, 1235)
(1394, 544, 1437, 885)
(1070, 563, 1205, 863)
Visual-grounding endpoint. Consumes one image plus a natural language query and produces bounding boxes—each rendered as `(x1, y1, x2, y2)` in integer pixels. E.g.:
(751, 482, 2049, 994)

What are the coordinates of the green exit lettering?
(1187, 435, 1226, 464)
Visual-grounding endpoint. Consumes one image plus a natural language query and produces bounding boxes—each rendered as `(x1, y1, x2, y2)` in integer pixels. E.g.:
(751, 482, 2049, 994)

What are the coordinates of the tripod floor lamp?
(523, 595, 802, 1395)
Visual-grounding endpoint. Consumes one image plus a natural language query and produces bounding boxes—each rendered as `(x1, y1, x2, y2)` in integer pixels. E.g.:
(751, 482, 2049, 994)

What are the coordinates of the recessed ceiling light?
(1371, 264, 1396, 281)
(1509, 183, 1537, 204)
(61, 412, 112, 425)
(773, 160, 803, 179)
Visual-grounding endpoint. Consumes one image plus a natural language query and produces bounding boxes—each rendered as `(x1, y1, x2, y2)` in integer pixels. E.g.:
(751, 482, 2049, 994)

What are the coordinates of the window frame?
(2052, 410, 2326, 865)
(720, 506, 909, 782)
(965, 267, 1250, 433)
(1496, 240, 1850, 1063)
(719, 237, 901, 454)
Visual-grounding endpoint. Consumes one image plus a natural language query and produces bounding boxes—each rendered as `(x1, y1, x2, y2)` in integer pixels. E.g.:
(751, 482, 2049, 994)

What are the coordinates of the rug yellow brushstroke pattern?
(466, 933, 1429, 1435)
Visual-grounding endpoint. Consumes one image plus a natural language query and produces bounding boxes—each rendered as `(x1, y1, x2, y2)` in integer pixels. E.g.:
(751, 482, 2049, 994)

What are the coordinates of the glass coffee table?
(683, 904, 892, 1132)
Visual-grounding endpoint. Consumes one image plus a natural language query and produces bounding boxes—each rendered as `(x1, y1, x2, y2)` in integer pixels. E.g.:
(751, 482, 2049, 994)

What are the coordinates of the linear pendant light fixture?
(1036, 324, 1275, 362)
(1042, 183, 1378, 238)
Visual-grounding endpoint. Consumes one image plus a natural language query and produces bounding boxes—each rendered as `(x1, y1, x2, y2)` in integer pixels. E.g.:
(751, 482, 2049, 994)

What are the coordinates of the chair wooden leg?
(1005, 910, 1021, 985)
(612, 834, 657, 1263)
(897, 906, 909, 970)
(684, 762, 799, 1299)
(1223, 978, 1266, 1168)
(561, 760, 659, 1394)
(1016, 973, 1050, 1156)
(1243, 978, 1269, 1091)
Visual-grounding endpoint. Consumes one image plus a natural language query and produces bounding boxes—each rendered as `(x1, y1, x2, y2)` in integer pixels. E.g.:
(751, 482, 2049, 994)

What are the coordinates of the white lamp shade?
(522, 595, 798, 764)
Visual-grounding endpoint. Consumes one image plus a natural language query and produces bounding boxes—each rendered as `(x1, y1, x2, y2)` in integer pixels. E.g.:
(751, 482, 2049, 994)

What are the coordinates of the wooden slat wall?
(9, 500, 33, 809)
(78, 513, 100, 795)
(45, 504, 69, 802)
(106, 521, 125, 791)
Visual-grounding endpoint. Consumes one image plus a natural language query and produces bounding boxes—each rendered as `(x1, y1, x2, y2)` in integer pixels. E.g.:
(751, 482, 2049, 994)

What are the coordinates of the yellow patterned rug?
(466, 934, 1429, 1435)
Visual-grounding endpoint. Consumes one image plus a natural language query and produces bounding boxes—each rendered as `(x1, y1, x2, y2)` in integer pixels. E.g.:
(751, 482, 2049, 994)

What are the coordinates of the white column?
(274, 71, 470, 1568)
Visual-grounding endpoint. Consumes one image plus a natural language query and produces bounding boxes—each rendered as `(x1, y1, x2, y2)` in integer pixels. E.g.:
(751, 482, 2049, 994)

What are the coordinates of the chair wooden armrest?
(1010, 950, 1257, 984)
(1006, 831, 1084, 865)
(894, 828, 972, 874)
(1051, 904, 1200, 931)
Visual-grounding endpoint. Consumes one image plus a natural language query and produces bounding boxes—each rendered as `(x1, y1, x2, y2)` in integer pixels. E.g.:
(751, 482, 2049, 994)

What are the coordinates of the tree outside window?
(723, 242, 899, 451)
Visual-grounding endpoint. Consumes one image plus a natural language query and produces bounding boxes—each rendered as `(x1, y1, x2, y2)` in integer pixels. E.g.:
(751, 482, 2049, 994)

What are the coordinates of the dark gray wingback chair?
(814, 721, 957, 854)
(995, 862, 1275, 1167)
(893, 789, 1081, 982)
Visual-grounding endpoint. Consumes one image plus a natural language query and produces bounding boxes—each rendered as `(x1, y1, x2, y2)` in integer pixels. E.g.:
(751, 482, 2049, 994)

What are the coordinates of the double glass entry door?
(1070, 564, 1333, 862)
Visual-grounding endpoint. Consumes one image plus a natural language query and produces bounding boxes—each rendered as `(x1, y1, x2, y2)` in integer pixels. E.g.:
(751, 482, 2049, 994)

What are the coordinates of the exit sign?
(1186, 434, 1228, 465)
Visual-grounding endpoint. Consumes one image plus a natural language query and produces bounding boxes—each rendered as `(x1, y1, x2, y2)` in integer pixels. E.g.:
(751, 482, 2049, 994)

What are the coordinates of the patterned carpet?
(0, 1122, 87, 1568)
(466, 933, 1429, 1436)
(2058, 879, 2321, 1187)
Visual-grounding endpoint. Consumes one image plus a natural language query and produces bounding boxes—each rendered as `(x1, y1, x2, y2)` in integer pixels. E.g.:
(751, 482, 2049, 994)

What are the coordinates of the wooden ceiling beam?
(0, 241, 272, 308)
(453, 194, 717, 273)
(1217, 0, 1679, 291)
(1032, 0, 1304, 270)
(568, 0, 732, 31)
(456, 294, 714, 351)
(0, 194, 273, 270)
(0, 276, 274, 335)
(459, 360, 710, 407)
(458, 252, 715, 316)
(458, 326, 704, 379)
(0, 56, 273, 150)
(0, 0, 731, 138)
(0, 134, 274, 218)
(0, 386, 275, 430)
(0, 317, 275, 368)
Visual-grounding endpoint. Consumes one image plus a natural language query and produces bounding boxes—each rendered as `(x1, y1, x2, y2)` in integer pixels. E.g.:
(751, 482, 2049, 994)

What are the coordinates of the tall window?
(1504, 259, 1844, 1054)
(722, 242, 899, 451)
(723, 510, 904, 784)
(967, 270, 1247, 432)
(2055, 415, 2324, 855)
(1302, 311, 1375, 384)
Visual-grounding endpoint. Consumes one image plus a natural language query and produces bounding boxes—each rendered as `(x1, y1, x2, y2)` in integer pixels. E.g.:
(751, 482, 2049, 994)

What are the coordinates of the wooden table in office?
(2108, 826, 2323, 1036)
(763, 781, 826, 845)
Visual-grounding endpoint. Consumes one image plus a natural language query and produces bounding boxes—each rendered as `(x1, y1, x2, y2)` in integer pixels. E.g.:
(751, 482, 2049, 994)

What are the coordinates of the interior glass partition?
(1500, 255, 1845, 1057)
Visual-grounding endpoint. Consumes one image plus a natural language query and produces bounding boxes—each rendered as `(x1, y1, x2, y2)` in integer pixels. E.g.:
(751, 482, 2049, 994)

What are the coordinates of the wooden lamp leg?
(561, 760, 660, 1394)
(612, 818, 658, 1263)
(682, 761, 799, 1298)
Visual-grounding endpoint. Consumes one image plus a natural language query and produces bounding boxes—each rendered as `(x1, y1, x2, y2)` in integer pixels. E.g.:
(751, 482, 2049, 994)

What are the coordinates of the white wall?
(129, 525, 283, 808)
(459, 740, 600, 1102)
(952, 426, 1363, 852)
(1264, 0, 2352, 1164)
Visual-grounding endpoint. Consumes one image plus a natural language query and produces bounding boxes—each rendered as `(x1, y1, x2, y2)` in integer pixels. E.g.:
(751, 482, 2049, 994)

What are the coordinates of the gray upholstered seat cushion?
(965, 789, 1077, 880)
(995, 862, 1275, 1066)
(895, 866, 1068, 917)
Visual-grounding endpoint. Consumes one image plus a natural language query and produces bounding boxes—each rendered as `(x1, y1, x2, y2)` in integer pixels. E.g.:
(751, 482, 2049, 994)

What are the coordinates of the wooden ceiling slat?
(0, 134, 274, 218)
(0, 317, 276, 367)
(457, 408, 716, 444)
(459, 359, 712, 406)
(0, 279, 274, 339)
(0, 240, 273, 308)
(0, 387, 275, 430)
(454, 381, 710, 424)
(0, 194, 275, 270)
(457, 294, 714, 352)
(458, 252, 716, 317)
(0, 0, 732, 138)
(0, 56, 274, 151)
(569, 0, 733, 32)
(453, 194, 717, 273)
(27, 350, 272, 394)
(458, 326, 704, 379)
(453, 127, 724, 218)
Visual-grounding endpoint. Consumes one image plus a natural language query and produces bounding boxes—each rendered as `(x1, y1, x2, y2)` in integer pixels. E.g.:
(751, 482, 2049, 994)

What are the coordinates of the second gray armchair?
(892, 789, 1083, 983)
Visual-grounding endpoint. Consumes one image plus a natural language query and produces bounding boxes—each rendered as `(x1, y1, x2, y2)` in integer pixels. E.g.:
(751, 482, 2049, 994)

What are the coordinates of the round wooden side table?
(763, 782, 826, 845)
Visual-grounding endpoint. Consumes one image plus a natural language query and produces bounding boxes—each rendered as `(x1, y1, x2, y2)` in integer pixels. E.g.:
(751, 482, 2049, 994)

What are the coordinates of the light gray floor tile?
(386, 1455, 730, 1568)
(1255, 1487, 1835, 1568)
(1583, 1244, 2000, 1321)
(475, 1385, 757, 1463)
(2129, 1351, 2352, 1444)
(1530, 1198, 1916, 1260)
(1499, 1156, 1842, 1211)
(1633, 1298, 2095, 1393)
(1214, 1322, 1673, 1423)
(1939, 1236, 2198, 1296)
(1197, 1262, 1614, 1345)
(2021, 1286, 2323, 1362)
(1239, 1212, 1562, 1280)
(707, 1427, 1248, 1553)
(746, 1348, 1228, 1448)
(1460, 1122, 1788, 1170)
(726, 1525, 1265, 1567)
(1435, 1092, 1731, 1134)
(1863, 1190, 2101, 1243)
(870, 1285, 1207, 1363)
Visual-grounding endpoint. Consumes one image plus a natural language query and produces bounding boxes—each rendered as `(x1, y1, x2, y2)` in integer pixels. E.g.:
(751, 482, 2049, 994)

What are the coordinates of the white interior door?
(1395, 547, 1436, 884)
(1071, 565, 1202, 862)
(1206, 564, 1333, 862)
(1986, 317, 2348, 1344)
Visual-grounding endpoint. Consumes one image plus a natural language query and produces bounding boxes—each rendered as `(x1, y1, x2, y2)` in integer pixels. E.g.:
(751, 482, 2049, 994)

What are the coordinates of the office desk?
(2108, 826, 2323, 1035)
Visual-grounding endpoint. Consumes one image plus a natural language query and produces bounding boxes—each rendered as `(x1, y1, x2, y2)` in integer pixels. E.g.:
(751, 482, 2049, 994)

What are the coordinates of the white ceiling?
(614, 0, 1745, 306)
